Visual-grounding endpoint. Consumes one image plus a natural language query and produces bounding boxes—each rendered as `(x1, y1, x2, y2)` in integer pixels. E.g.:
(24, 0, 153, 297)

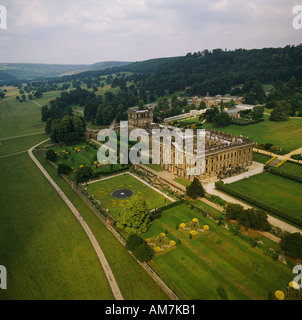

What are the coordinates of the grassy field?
(35, 153, 169, 300)
(87, 174, 171, 219)
(0, 153, 114, 300)
(203, 114, 302, 153)
(0, 133, 48, 157)
(228, 172, 302, 225)
(145, 203, 292, 300)
(0, 87, 46, 138)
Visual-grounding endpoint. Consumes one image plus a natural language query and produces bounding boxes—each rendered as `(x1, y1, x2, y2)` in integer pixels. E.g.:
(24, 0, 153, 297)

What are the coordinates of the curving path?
(28, 139, 124, 300)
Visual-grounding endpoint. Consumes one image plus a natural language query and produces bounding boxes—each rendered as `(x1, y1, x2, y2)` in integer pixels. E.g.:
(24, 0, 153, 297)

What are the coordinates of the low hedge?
(269, 167, 302, 184)
(215, 181, 302, 227)
(151, 199, 184, 220)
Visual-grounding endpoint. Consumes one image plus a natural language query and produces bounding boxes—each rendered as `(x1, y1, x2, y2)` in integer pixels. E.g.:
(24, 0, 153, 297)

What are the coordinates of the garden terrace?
(144, 203, 292, 300)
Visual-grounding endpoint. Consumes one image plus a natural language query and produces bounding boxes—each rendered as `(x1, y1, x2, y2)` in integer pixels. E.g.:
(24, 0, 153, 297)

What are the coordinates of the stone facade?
(128, 107, 154, 130)
(128, 109, 254, 181)
(158, 130, 254, 181)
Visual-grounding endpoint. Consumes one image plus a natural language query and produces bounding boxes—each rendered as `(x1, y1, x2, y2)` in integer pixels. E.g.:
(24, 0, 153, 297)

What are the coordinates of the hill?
(0, 61, 132, 81)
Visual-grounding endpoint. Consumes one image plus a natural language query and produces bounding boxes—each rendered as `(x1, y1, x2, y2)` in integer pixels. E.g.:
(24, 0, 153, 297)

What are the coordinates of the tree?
(225, 203, 244, 221)
(75, 166, 94, 183)
(57, 163, 72, 175)
(269, 101, 291, 121)
(186, 178, 205, 199)
(204, 106, 219, 122)
(116, 195, 151, 235)
(49, 115, 86, 144)
(280, 232, 302, 259)
(126, 234, 144, 251)
(133, 243, 154, 262)
(46, 149, 57, 162)
(213, 111, 231, 127)
(250, 106, 264, 120)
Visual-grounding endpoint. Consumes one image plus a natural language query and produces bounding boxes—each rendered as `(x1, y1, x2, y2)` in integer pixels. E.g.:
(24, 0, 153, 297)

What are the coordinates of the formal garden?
(142, 202, 294, 300)
(45, 140, 128, 181)
(86, 173, 171, 220)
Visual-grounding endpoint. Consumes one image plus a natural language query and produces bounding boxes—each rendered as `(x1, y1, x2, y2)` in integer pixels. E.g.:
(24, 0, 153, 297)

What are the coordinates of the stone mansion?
(127, 107, 254, 181)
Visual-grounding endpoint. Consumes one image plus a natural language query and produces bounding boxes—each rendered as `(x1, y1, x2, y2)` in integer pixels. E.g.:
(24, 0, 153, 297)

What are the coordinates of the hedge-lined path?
(28, 139, 124, 300)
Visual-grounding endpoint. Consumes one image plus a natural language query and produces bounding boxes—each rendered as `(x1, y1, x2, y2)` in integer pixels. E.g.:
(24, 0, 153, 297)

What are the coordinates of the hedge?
(231, 118, 264, 126)
(215, 181, 302, 227)
(269, 167, 302, 184)
(150, 199, 185, 219)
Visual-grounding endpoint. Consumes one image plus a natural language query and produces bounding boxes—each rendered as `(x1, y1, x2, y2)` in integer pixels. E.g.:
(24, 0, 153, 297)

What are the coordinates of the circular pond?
(111, 189, 134, 199)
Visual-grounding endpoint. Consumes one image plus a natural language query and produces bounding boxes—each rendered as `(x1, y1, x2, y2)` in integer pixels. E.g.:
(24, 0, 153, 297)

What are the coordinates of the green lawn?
(0, 87, 49, 138)
(0, 133, 48, 157)
(275, 161, 302, 180)
(87, 173, 171, 219)
(145, 164, 165, 172)
(228, 172, 302, 225)
(35, 153, 168, 300)
(252, 151, 272, 164)
(173, 177, 191, 187)
(203, 114, 302, 152)
(0, 153, 114, 300)
(145, 203, 292, 300)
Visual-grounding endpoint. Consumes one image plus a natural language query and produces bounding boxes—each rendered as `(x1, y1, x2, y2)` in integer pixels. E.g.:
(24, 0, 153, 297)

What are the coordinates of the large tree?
(280, 232, 302, 259)
(48, 115, 86, 144)
(117, 195, 151, 235)
(186, 178, 205, 199)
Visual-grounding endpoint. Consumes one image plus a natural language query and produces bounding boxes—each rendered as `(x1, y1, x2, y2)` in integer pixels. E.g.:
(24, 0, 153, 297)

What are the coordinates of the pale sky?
(0, 0, 301, 64)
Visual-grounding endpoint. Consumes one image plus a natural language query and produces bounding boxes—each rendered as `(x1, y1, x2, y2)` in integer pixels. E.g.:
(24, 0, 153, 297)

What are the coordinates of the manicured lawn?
(145, 203, 292, 300)
(275, 161, 302, 180)
(145, 164, 165, 172)
(87, 173, 171, 219)
(173, 177, 191, 187)
(0, 153, 114, 300)
(203, 114, 302, 152)
(0, 133, 48, 157)
(229, 172, 302, 225)
(35, 153, 169, 300)
(252, 151, 272, 164)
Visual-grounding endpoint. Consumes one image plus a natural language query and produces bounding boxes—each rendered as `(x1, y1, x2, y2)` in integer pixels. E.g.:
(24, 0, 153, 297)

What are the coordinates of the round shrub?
(169, 241, 176, 247)
(154, 247, 162, 253)
(274, 290, 285, 300)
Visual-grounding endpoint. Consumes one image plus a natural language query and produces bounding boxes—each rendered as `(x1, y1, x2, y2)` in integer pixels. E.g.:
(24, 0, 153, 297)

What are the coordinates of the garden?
(216, 172, 302, 227)
(144, 202, 293, 300)
(86, 173, 171, 219)
(48, 141, 127, 179)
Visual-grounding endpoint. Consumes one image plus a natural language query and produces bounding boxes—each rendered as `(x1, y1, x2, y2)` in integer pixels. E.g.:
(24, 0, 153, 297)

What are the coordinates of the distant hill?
(0, 61, 132, 81)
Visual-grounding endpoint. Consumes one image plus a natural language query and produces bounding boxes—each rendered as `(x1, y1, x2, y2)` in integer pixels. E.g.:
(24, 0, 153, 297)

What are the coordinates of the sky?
(0, 0, 301, 64)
